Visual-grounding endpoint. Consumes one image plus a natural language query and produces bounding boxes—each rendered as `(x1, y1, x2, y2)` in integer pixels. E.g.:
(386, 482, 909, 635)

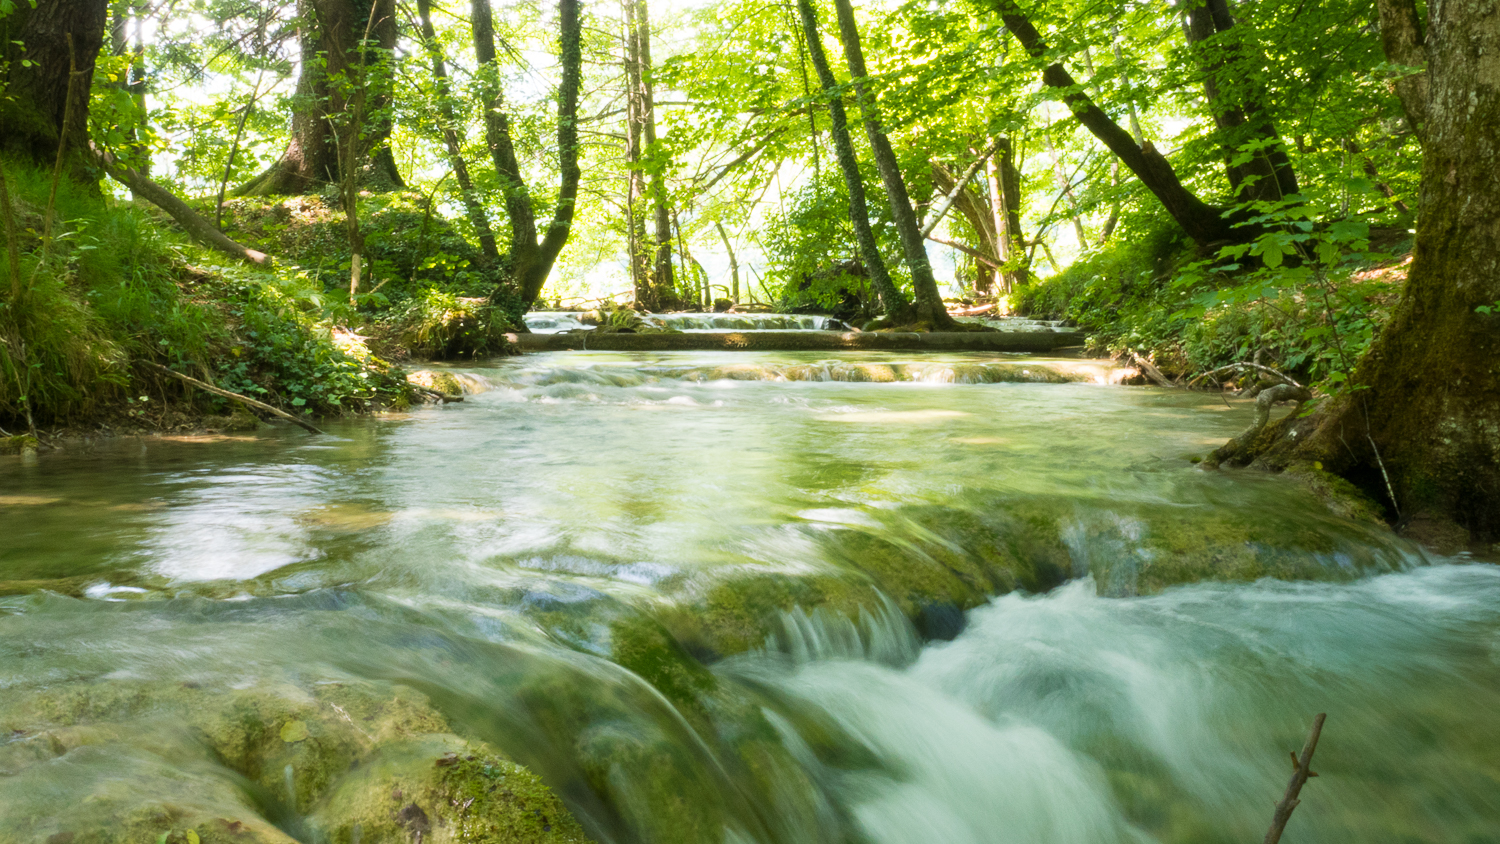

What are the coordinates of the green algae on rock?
(308, 735, 590, 844)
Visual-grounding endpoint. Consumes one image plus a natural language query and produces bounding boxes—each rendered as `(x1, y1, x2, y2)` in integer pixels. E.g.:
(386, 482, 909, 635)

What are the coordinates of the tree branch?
(139, 361, 322, 433)
(921, 137, 1005, 239)
(93, 144, 271, 266)
(1264, 714, 1327, 844)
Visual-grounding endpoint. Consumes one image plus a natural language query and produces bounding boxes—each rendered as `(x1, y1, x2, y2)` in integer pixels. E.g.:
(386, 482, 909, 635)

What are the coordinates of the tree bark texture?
(990, 0, 1241, 246)
(1275, 0, 1500, 542)
(830, 0, 953, 327)
(794, 0, 914, 323)
(238, 0, 404, 196)
(416, 0, 499, 264)
(1181, 0, 1299, 203)
(0, 0, 108, 181)
(473, 0, 583, 308)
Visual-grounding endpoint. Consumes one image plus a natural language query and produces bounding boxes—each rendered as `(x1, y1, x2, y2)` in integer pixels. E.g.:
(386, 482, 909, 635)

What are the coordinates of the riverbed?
(2, 351, 1496, 843)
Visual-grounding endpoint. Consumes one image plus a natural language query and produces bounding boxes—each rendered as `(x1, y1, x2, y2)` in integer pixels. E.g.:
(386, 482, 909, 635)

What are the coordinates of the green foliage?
(1024, 190, 1405, 392)
(388, 286, 519, 360)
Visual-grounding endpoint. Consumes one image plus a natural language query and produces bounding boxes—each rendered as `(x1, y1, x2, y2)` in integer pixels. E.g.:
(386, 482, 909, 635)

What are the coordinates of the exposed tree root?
(1202, 383, 1311, 469)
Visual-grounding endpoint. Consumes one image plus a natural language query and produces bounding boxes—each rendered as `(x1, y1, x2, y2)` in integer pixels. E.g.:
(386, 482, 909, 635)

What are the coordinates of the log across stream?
(2, 351, 1496, 844)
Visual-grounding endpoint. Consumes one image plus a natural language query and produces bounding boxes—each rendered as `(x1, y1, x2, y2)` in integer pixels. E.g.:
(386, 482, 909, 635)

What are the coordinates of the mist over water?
(2, 351, 1495, 843)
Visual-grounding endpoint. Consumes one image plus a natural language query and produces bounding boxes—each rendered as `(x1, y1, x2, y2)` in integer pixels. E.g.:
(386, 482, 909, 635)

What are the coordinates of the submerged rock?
(0, 680, 594, 844)
(308, 735, 590, 844)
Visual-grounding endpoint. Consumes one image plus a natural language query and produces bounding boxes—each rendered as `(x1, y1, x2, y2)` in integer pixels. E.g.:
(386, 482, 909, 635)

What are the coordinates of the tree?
(1255, 0, 1499, 544)
(989, 0, 1243, 246)
(0, 0, 109, 181)
(1179, 0, 1298, 203)
(237, 0, 404, 196)
(415, 0, 500, 265)
(622, 0, 678, 310)
(829, 0, 954, 328)
(794, 0, 913, 323)
(472, 0, 584, 309)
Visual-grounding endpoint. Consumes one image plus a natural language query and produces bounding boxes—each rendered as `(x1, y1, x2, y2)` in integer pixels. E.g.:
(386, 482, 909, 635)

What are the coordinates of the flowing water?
(2, 351, 1497, 843)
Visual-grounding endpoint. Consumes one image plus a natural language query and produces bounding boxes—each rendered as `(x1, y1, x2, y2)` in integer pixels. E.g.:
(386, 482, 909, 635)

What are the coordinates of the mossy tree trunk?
(237, 0, 404, 197)
(1264, 0, 1500, 544)
(794, 0, 915, 324)
(830, 0, 954, 328)
(0, 0, 108, 182)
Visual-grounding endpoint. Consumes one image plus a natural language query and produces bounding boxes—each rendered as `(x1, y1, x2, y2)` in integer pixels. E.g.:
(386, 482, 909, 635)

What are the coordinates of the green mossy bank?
(0, 162, 520, 436)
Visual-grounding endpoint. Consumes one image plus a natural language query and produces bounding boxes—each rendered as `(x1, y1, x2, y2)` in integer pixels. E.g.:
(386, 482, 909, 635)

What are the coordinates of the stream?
(2, 351, 1497, 843)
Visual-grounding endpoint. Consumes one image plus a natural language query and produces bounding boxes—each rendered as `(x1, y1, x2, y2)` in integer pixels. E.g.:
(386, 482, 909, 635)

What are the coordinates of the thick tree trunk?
(1264, 0, 1499, 545)
(473, 0, 583, 309)
(830, 0, 954, 328)
(990, 0, 1241, 246)
(793, 0, 914, 324)
(238, 0, 403, 196)
(1181, 0, 1299, 203)
(416, 0, 499, 264)
(0, 0, 109, 181)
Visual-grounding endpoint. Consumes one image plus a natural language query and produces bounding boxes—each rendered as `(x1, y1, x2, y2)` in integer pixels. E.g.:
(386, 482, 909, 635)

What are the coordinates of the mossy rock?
(308, 735, 591, 844)
(0, 677, 589, 844)
(202, 407, 262, 432)
(408, 369, 466, 399)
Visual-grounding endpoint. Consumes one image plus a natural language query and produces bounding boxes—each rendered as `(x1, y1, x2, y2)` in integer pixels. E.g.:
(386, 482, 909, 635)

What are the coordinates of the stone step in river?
(1, 351, 1495, 844)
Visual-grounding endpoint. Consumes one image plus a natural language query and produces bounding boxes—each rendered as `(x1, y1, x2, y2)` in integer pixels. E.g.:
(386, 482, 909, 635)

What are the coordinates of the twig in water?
(138, 361, 324, 434)
(1263, 713, 1326, 844)
(1189, 362, 1303, 390)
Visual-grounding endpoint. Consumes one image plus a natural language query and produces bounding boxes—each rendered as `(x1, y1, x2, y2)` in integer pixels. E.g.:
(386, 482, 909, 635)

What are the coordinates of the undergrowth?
(0, 157, 413, 431)
(1021, 200, 1409, 392)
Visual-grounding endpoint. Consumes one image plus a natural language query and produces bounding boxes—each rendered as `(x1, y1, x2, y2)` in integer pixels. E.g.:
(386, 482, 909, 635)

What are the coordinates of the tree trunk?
(416, 0, 499, 264)
(992, 136, 1028, 292)
(830, 0, 954, 328)
(237, 0, 404, 196)
(621, 0, 653, 307)
(1264, 0, 1499, 545)
(990, 0, 1241, 246)
(623, 0, 677, 310)
(0, 0, 109, 181)
(1181, 0, 1299, 203)
(473, 0, 583, 309)
(793, 0, 914, 324)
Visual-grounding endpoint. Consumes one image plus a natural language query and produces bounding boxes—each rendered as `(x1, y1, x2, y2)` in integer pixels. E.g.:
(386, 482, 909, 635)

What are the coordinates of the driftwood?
(140, 361, 324, 434)
(93, 145, 272, 266)
(1130, 352, 1177, 388)
(1264, 713, 1327, 844)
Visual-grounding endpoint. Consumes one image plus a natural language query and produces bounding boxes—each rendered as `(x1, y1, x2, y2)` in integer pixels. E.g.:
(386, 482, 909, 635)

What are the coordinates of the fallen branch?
(1264, 713, 1327, 844)
(1204, 382, 1312, 468)
(1130, 352, 1177, 388)
(139, 361, 323, 434)
(1189, 362, 1303, 390)
(93, 144, 272, 266)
